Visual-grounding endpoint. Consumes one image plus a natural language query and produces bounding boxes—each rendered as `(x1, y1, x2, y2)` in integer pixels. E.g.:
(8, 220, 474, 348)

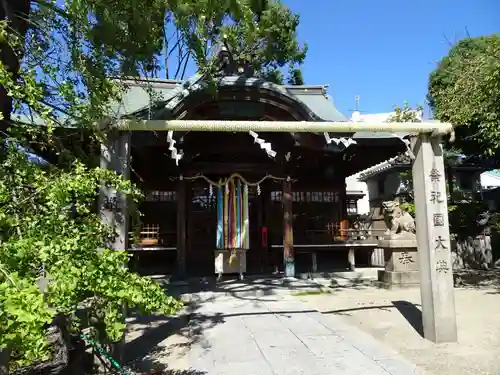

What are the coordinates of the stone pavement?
(164, 280, 422, 375)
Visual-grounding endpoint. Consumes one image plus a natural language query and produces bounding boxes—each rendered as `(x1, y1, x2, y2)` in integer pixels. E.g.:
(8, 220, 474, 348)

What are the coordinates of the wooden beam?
(188, 162, 278, 174)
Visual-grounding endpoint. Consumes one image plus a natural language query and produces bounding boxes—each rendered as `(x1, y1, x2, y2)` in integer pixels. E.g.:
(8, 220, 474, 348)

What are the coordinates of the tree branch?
(163, 22, 169, 79)
(180, 52, 190, 80)
(174, 51, 188, 79)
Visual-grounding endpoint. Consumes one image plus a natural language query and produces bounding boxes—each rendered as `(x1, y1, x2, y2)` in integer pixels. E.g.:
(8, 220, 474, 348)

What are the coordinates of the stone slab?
(376, 357, 421, 374)
(276, 313, 335, 335)
(211, 339, 263, 364)
(213, 360, 274, 375)
(379, 239, 418, 248)
(151, 280, 423, 375)
(338, 329, 400, 360)
(251, 328, 304, 348)
(385, 248, 419, 272)
(297, 334, 353, 357)
(378, 270, 420, 287)
(260, 345, 328, 375)
(242, 314, 284, 332)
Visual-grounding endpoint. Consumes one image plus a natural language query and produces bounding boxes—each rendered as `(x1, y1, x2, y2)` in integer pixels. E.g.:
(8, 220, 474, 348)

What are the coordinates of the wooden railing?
(298, 226, 387, 245)
(339, 228, 388, 242)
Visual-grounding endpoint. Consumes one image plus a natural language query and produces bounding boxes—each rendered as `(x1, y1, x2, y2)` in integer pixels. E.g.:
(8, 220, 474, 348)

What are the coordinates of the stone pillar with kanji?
(99, 131, 131, 252)
(98, 131, 131, 363)
(412, 134, 457, 343)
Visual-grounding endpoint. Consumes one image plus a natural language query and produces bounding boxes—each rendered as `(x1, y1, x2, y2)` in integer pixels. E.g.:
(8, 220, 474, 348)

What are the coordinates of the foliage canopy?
(428, 34, 500, 159)
(0, 0, 308, 369)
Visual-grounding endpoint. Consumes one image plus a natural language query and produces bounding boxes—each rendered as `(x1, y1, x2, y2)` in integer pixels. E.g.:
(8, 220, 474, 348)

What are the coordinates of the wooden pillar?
(348, 248, 356, 271)
(99, 131, 131, 251)
(412, 134, 457, 343)
(283, 179, 295, 277)
(176, 177, 187, 279)
(311, 252, 318, 273)
(261, 189, 272, 272)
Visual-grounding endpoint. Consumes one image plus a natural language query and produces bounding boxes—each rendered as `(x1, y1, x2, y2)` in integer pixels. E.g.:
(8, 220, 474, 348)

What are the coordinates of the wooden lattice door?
(187, 187, 217, 276)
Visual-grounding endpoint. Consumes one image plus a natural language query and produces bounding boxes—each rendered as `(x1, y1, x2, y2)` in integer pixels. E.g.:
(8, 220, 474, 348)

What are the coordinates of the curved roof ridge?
(283, 84, 328, 90)
(354, 153, 405, 181)
(160, 75, 320, 120)
(125, 74, 350, 122)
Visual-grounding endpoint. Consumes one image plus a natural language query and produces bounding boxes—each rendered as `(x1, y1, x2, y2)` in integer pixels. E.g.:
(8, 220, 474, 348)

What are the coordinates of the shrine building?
(105, 66, 413, 279)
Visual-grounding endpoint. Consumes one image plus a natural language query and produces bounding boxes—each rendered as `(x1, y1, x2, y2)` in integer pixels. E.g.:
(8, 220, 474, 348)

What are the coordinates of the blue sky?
(51, 0, 498, 119)
(283, 0, 499, 117)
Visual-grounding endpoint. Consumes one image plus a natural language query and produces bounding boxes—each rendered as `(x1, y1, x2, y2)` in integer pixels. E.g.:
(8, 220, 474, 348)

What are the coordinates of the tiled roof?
(110, 78, 182, 117)
(11, 74, 408, 148)
(284, 86, 349, 122)
(354, 153, 490, 181)
(109, 76, 417, 150)
(355, 154, 408, 181)
(117, 75, 351, 123)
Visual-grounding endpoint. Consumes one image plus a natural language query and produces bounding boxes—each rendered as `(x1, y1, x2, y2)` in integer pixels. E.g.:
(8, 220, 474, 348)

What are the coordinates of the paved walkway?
(127, 278, 420, 375)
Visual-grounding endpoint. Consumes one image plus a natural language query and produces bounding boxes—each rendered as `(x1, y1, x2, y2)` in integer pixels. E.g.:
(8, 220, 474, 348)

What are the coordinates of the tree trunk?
(0, 3, 30, 372)
(0, 348, 9, 375)
(0, 0, 31, 135)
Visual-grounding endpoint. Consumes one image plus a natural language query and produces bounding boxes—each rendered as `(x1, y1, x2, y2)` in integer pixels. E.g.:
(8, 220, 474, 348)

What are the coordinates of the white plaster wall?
(481, 171, 500, 190)
(345, 174, 370, 215)
(351, 110, 422, 123)
(366, 179, 378, 201)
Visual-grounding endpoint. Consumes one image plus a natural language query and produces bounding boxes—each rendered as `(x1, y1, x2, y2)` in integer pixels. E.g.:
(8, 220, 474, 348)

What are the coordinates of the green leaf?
(428, 34, 500, 160)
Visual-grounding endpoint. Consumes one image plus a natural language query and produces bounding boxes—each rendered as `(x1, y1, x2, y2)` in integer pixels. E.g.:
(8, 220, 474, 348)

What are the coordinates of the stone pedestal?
(378, 238, 419, 288)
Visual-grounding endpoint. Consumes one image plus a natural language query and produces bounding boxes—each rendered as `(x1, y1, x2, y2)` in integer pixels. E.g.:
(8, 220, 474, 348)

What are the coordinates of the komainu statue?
(382, 200, 416, 239)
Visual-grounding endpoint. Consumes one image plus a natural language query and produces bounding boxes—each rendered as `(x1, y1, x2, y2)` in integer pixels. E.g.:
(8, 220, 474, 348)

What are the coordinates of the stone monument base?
(377, 237, 419, 288)
(377, 270, 420, 288)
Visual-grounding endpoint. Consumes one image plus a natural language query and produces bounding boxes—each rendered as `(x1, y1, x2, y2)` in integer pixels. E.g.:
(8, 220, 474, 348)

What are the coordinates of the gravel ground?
(296, 284, 500, 375)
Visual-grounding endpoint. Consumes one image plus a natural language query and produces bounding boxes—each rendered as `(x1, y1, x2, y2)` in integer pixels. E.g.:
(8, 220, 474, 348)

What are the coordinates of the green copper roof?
(11, 75, 352, 129)
(12, 74, 405, 147)
(115, 75, 350, 122)
(106, 75, 409, 146)
(110, 78, 182, 117)
(286, 90, 349, 122)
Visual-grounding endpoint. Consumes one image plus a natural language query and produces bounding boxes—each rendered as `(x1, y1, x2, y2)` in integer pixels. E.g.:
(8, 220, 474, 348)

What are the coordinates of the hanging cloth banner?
(216, 176, 249, 249)
(243, 184, 250, 249)
(216, 182, 224, 249)
(231, 180, 236, 248)
(235, 180, 241, 248)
